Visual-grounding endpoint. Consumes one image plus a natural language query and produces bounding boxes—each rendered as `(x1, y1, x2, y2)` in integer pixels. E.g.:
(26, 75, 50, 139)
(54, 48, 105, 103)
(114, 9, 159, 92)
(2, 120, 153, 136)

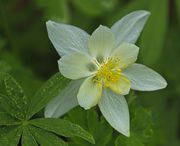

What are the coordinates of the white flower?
(45, 10, 167, 137)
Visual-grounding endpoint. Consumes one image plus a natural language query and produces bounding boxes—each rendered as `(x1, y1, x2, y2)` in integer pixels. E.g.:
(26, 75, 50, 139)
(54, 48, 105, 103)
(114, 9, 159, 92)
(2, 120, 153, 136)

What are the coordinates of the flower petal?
(58, 52, 97, 80)
(88, 25, 115, 60)
(108, 74, 131, 95)
(123, 63, 167, 91)
(98, 89, 130, 137)
(46, 20, 90, 56)
(45, 80, 83, 118)
(111, 43, 139, 68)
(111, 10, 150, 48)
(77, 76, 102, 109)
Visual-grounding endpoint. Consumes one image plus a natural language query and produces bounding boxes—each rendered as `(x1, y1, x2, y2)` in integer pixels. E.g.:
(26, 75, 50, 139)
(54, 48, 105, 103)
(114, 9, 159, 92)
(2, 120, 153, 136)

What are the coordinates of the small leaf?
(21, 127, 38, 146)
(0, 126, 22, 146)
(30, 118, 95, 144)
(29, 125, 68, 146)
(4, 74, 28, 118)
(0, 112, 20, 126)
(27, 72, 70, 119)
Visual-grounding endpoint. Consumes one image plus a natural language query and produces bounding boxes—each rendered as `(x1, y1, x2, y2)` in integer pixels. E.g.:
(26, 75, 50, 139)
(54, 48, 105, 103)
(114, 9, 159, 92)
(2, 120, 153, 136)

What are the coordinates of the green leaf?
(0, 126, 22, 146)
(4, 74, 28, 118)
(29, 125, 67, 146)
(67, 107, 113, 146)
(27, 73, 70, 119)
(139, 0, 168, 65)
(0, 94, 26, 120)
(29, 118, 95, 144)
(0, 112, 20, 126)
(21, 127, 38, 146)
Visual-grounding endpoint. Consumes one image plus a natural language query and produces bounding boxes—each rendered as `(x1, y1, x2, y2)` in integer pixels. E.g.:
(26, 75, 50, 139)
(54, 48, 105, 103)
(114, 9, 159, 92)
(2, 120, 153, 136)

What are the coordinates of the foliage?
(0, 74, 94, 146)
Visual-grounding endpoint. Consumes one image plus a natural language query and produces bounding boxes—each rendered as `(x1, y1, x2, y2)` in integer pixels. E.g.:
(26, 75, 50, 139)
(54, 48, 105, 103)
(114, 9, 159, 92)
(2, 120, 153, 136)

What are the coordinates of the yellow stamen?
(94, 58, 122, 87)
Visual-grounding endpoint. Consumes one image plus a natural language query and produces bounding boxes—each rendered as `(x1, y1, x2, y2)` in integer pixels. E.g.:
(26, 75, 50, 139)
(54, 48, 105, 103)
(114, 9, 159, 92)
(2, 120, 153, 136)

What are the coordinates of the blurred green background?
(0, 0, 180, 146)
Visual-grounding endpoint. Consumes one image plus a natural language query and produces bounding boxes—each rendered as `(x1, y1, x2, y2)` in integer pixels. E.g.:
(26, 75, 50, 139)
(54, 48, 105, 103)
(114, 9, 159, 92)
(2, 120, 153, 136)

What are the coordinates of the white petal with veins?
(46, 20, 90, 56)
(124, 63, 167, 91)
(99, 89, 130, 137)
(111, 43, 139, 68)
(89, 25, 115, 60)
(77, 76, 102, 109)
(58, 52, 97, 80)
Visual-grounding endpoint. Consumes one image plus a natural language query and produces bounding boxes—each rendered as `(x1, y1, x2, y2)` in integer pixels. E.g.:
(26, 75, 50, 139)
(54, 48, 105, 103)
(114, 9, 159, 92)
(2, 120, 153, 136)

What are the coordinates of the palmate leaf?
(29, 125, 67, 146)
(27, 72, 70, 119)
(0, 74, 95, 146)
(0, 112, 20, 126)
(0, 94, 26, 120)
(29, 118, 95, 144)
(0, 126, 22, 146)
(21, 127, 38, 146)
(4, 74, 28, 118)
(67, 107, 113, 146)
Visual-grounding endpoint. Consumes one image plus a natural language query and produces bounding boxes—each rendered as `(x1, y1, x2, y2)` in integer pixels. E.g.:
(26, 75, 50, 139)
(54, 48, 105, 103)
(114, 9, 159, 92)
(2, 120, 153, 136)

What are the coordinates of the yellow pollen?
(94, 58, 121, 87)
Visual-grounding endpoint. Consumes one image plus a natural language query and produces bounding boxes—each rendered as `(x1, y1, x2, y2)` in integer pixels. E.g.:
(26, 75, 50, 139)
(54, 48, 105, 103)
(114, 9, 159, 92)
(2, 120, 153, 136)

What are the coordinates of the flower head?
(45, 10, 167, 137)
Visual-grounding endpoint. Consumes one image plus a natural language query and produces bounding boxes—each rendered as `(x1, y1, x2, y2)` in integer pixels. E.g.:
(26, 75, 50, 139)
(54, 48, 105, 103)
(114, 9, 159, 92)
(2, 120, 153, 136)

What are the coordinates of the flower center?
(94, 58, 121, 87)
